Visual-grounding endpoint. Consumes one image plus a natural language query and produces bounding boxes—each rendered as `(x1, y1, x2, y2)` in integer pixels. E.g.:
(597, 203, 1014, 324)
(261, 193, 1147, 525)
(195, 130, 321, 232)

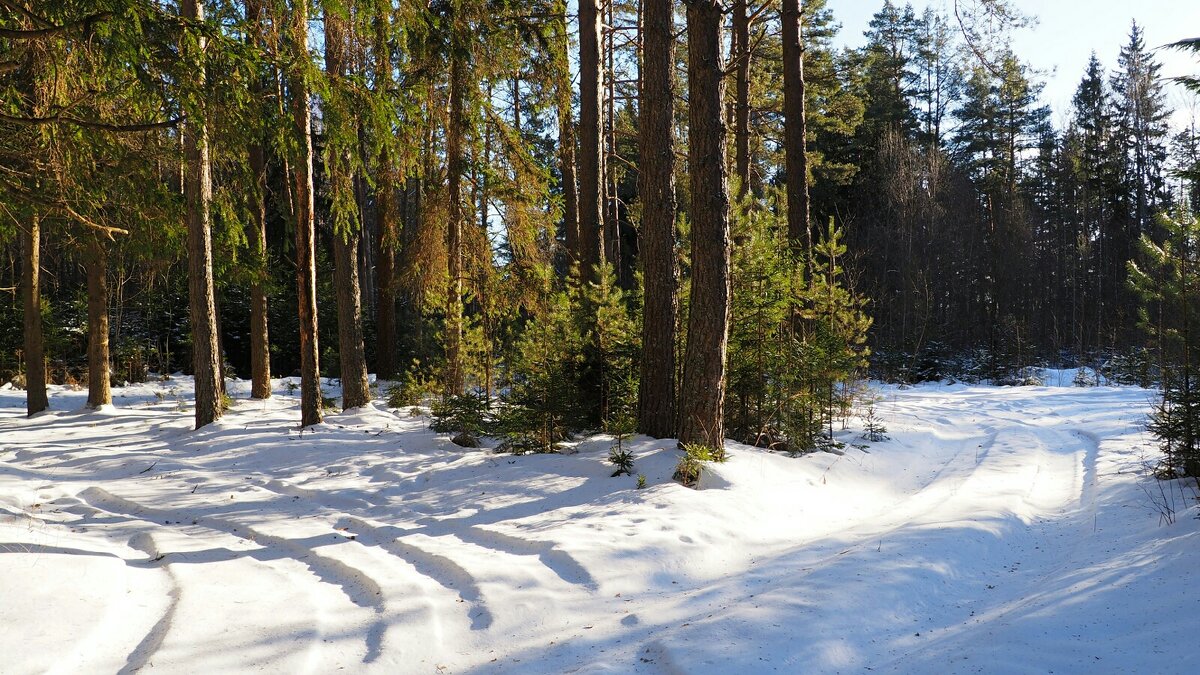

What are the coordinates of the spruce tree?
(1129, 210, 1200, 477)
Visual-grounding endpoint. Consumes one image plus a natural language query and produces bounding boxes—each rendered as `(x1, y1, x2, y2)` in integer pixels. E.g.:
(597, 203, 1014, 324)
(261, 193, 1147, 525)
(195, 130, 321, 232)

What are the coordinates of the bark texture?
(678, 0, 732, 450)
(732, 0, 751, 196)
(246, 0, 271, 399)
(636, 0, 678, 439)
(85, 238, 111, 409)
(577, 0, 605, 278)
(22, 215, 47, 415)
(443, 45, 466, 396)
(782, 0, 811, 251)
(373, 10, 399, 380)
(289, 0, 322, 427)
(183, 0, 223, 428)
(324, 7, 371, 410)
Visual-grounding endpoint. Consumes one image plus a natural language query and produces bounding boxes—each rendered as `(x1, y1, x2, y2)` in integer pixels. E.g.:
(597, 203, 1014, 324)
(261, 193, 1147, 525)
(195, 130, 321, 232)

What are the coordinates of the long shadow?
(78, 487, 388, 663)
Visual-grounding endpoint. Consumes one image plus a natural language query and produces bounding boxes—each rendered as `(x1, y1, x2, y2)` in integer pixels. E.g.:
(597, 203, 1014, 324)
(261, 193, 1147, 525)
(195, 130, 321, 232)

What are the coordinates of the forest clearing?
(4, 0, 1200, 671)
(2, 375, 1195, 673)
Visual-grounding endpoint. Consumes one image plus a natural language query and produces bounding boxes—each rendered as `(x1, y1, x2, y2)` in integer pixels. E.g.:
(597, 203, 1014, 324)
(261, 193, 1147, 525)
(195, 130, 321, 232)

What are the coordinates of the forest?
(5, 1, 1200, 672)
(3, 0, 1200, 467)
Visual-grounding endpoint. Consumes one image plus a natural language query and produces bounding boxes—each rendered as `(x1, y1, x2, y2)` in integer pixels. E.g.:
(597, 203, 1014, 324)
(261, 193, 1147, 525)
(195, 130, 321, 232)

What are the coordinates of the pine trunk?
(373, 11, 399, 380)
(22, 215, 47, 415)
(183, 0, 223, 428)
(246, 0, 271, 399)
(444, 50, 467, 396)
(85, 238, 111, 409)
(577, 0, 605, 278)
(782, 0, 811, 252)
(324, 7, 371, 410)
(732, 0, 751, 196)
(637, 0, 678, 439)
(678, 0, 732, 450)
(558, 90, 580, 266)
(289, 0, 322, 427)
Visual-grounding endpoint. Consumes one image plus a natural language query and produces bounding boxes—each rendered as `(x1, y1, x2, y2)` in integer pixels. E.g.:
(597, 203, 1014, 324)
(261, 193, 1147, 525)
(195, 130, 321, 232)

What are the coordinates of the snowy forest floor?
(1, 375, 1197, 674)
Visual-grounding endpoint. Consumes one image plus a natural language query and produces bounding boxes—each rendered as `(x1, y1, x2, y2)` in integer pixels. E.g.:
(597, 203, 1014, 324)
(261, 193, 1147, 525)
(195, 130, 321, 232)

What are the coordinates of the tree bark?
(182, 0, 223, 428)
(577, 0, 605, 278)
(289, 0, 322, 427)
(444, 42, 467, 396)
(637, 0, 678, 439)
(678, 0, 732, 450)
(782, 0, 811, 252)
(373, 8, 399, 381)
(246, 0, 271, 399)
(556, 13, 580, 268)
(85, 238, 111, 409)
(324, 5, 371, 410)
(732, 0, 751, 197)
(22, 214, 47, 415)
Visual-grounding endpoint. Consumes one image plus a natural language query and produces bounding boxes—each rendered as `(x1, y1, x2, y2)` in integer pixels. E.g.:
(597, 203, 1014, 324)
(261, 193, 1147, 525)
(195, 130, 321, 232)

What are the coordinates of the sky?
(829, 0, 1200, 129)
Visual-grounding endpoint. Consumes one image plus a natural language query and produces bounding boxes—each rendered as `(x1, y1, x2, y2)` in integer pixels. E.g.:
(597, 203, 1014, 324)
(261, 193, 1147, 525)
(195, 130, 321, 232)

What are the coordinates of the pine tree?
(287, 0, 322, 427)
(636, 0, 678, 439)
(1112, 22, 1172, 239)
(182, 0, 223, 428)
(678, 0, 732, 451)
(1129, 210, 1200, 477)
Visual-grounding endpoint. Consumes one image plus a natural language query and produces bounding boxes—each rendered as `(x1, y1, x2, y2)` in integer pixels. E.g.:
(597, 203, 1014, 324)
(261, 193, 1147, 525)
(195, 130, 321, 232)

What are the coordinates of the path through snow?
(0, 377, 1196, 673)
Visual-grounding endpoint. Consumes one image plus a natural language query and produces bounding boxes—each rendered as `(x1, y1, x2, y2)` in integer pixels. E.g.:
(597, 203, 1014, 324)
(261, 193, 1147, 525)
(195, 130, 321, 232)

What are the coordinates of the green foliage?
(860, 400, 889, 442)
(636, 474, 647, 489)
(607, 413, 637, 477)
(494, 265, 639, 453)
(673, 443, 724, 488)
(608, 446, 635, 477)
(726, 193, 871, 454)
(1129, 210, 1200, 476)
(493, 284, 585, 453)
(430, 391, 492, 447)
(579, 265, 641, 430)
(385, 364, 439, 408)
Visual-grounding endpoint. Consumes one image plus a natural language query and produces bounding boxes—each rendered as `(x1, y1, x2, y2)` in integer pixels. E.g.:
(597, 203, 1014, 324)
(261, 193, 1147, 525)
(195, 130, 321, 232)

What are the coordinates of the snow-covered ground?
(1, 376, 1196, 674)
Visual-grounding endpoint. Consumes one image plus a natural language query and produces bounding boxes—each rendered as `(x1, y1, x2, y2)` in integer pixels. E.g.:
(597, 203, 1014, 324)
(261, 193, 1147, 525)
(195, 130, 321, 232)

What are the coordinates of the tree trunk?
(85, 238, 111, 409)
(732, 0, 751, 197)
(247, 0, 271, 399)
(324, 6, 371, 410)
(637, 0, 678, 439)
(22, 215, 47, 415)
(182, 0, 224, 428)
(782, 0, 811, 252)
(556, 12, 580, 268)
(289, 0, 322, 427)
(444, 46, 467, 396)
(678, 0, 732, 450)
(577, 0, 606, 278)
(373, 8, 399, 381)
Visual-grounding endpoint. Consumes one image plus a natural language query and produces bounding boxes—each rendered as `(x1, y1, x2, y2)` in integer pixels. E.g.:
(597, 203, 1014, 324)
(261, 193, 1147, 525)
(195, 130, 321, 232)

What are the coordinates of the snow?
(1, 377, 1197, 673)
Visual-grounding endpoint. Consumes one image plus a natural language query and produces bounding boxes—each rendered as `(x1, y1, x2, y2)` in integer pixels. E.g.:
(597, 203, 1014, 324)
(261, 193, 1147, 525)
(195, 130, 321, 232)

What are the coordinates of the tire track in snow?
(258, 477, 599, 624)
(335, 516, 494, 630)
(118, 532, 179, 675)
(77, 486, 389, 663)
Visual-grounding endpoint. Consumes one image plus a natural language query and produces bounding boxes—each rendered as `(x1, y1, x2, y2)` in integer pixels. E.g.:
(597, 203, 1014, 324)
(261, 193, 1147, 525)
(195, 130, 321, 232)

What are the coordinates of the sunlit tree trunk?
(782, 0, 811, 252)
(183, 0, 224, 428)
(85, 238, 111, 409)
(637, 0, 678, 438)
(324, 4, 371, 409)
(246, 0, 271, 399)
(678, 0, 732, 449)
(288, 0, 322, 426)
(444, 40, 467, 396)
(22, 215, 47, 415)
(578, 0, 605, 278)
